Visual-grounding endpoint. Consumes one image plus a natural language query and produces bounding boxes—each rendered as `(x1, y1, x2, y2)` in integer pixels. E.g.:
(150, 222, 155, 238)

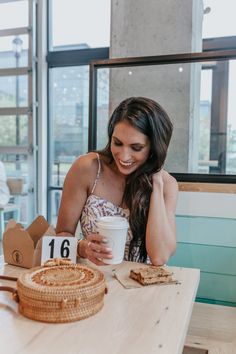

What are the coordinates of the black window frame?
(88, 48, 236, 183)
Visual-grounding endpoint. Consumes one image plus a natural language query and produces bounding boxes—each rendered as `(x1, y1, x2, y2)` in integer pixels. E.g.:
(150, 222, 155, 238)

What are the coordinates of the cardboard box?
(3, 215, 56, 268)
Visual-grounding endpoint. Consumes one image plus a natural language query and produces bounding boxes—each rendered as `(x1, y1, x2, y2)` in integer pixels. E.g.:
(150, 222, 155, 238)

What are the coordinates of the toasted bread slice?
(130, 266, 173, 285)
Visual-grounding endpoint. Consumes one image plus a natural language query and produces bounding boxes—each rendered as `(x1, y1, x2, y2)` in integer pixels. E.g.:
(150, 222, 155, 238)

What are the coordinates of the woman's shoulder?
(66, 152, 99, 183)
(75, 152, 99, 170)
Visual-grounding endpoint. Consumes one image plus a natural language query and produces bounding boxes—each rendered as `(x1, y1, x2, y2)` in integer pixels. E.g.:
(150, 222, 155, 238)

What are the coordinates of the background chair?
(0, 178, 24, 240)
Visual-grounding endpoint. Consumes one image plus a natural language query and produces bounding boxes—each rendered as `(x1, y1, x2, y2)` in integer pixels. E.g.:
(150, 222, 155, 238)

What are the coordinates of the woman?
(56, 97, 178, 265)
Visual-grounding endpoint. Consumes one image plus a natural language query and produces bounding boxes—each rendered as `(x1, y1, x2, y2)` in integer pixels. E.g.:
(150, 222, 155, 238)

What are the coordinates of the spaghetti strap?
(91, 153, 101, 194)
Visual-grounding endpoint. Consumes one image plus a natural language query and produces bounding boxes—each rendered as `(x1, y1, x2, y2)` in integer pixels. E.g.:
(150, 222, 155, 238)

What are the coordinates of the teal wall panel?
(198, 272, 236, 303)
(176, 216, 236, 246)
(168, 215, 236, 305)
(168, 242, 236, 275)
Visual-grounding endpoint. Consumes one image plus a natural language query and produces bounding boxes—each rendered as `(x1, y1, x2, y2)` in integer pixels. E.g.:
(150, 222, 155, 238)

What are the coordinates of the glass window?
(0, 75, 28, 107)
(50, 0, 111, 50)
(0, 35, 28, 69)
(203, 0, 236, 38)
(1, 153, 28, 177)
(49, 66, 89, 187)
(0, 1, 28, 30)
(96, 68, 110, 150)
(198, 69, 212, 173)
(0, 115, 28, 146)
(227, 60, 236, 174)
(95, 59, 236, 175)
(0, 153, 29, 226)
(0, 0, 36, 232)
(50, 190, 62, 227)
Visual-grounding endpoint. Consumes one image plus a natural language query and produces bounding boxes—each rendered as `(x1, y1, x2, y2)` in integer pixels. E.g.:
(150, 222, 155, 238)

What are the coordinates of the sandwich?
(129, 265, 173, 285)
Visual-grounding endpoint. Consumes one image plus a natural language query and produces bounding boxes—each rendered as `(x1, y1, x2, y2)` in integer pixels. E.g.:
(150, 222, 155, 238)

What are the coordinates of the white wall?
(177, 191, 236, 219)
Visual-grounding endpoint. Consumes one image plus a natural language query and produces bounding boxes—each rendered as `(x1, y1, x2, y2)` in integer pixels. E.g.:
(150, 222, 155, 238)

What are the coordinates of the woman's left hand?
(152, 169, 165, 188)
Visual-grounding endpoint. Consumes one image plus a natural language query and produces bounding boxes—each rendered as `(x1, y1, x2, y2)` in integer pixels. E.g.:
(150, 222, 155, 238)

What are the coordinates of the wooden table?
(0, 257, 199, 354)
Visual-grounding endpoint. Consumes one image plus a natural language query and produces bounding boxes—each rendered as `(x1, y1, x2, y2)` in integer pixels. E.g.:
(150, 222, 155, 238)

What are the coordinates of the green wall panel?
(168, 242, 236, 275)
(176, 216, 236, 246)
(198, 272, 236, 303)
(168, 215, 236, 305)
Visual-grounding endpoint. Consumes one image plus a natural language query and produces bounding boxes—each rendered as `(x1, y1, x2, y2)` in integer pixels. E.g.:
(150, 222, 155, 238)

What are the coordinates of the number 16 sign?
(41, 236, 77, 264)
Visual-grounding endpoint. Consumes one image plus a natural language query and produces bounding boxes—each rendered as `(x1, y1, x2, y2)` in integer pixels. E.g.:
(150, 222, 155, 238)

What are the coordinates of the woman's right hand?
(80, 233, 113, 266)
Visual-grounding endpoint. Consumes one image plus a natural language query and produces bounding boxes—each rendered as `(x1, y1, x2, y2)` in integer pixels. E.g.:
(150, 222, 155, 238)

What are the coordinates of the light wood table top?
(0, 257, 199, 354)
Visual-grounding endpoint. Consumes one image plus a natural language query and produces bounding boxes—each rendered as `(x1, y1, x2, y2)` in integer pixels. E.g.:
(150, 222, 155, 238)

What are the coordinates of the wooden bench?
(0, 203, 20, 240)
(183, 302, 236, 354)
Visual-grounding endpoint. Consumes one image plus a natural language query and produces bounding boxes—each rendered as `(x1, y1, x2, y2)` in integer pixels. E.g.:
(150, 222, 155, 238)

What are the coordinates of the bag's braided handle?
(0, 275, 19, 302)
(0, 275, 18, 281)
(0, 286, 19, 302)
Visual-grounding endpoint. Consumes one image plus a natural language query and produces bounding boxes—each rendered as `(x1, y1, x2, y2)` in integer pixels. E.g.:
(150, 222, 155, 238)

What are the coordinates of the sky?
(202, 0, 236, 38)
(51, 0, 111, 48)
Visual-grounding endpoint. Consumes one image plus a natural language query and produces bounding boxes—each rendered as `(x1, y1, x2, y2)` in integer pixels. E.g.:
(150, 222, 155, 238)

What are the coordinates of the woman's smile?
(119, 159, 134, 167)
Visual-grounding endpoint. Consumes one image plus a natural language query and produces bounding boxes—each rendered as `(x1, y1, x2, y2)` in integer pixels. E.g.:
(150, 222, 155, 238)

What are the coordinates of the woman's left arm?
(146, 170, 178, 265)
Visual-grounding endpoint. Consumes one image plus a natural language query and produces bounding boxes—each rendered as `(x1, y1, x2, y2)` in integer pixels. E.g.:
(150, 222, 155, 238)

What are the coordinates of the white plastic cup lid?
(97, 216, 129, 229)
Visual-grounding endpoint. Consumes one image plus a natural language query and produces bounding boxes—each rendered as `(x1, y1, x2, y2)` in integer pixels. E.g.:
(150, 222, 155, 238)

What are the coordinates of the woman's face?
(111, 121, 151, 176)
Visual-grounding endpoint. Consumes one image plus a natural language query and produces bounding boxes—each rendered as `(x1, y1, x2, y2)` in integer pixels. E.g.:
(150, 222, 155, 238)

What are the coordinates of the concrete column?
(109, 0, 204, 172)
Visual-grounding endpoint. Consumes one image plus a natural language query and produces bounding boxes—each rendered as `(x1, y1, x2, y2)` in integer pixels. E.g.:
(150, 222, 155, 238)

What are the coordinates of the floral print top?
(79, 153, 144, 261)
(80, 193, 133, 261)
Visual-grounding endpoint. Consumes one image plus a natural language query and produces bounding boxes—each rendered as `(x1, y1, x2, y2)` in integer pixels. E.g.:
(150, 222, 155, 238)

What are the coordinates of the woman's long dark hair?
(99, 97, 173, 262)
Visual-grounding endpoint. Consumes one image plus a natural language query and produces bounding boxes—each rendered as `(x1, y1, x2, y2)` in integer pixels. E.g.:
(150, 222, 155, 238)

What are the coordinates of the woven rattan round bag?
(2, 259, 108, 323)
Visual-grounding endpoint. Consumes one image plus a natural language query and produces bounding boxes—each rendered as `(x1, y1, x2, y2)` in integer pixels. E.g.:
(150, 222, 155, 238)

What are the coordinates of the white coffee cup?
(97, 216, 129, 264)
